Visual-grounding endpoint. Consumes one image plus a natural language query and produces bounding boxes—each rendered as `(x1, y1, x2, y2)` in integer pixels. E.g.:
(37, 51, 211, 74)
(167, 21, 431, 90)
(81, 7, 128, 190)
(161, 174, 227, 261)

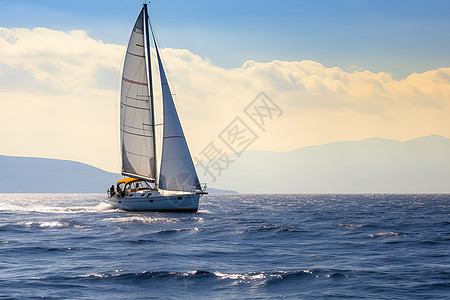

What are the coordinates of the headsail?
(120, 8, 156, 181)
(152, 36, 201, 192)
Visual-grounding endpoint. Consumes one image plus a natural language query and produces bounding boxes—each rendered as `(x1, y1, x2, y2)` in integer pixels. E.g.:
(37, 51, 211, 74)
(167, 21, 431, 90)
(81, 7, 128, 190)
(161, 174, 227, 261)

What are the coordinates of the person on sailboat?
(108, 185, 116, 197)
(117, 186, 124, 198)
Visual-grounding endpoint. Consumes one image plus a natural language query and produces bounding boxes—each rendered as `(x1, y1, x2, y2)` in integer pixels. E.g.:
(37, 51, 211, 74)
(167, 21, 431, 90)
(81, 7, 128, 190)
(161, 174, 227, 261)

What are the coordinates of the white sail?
(120, 8, 156, 180)
(153, 46, 201, 192)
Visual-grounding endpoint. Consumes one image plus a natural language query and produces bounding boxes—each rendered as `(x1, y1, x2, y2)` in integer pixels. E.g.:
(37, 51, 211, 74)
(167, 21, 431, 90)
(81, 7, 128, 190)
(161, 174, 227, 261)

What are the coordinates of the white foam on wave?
(369, 231, 406, 238)
(191, 217, 205, 223)
(339, 223, 364, 228)
(213, 271, 283, 285)
(76, 273, 110, 278)
(95, 202, 115, 212)
(24, 221, 70, 228)
(0, 194, 116, 214)
(102, 215, 179, 224)
(1, 204, 113, 214)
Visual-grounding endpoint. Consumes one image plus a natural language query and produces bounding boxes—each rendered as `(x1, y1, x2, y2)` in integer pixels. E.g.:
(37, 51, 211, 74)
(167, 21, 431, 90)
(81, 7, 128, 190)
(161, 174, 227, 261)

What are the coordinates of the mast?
(143, 3, 158, 189)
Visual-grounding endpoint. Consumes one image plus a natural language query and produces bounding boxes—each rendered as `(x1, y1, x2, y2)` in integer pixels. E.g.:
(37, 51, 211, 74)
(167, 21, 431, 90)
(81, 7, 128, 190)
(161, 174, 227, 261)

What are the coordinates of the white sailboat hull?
(108, 190, 200, 212)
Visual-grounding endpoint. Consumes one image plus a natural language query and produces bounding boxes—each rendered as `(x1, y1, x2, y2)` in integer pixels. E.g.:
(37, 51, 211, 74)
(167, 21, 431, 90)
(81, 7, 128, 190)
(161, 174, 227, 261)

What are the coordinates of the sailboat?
(107, 4, 207, 211)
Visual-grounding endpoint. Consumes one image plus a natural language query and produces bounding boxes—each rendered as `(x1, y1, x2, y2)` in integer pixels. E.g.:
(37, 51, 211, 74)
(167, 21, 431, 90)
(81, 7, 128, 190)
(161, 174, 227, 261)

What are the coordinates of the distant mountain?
(207, 134, 450, 193)
(1, 135, 449, 193)
(0, 155, 238, 193)
(0, 155, 120, 193)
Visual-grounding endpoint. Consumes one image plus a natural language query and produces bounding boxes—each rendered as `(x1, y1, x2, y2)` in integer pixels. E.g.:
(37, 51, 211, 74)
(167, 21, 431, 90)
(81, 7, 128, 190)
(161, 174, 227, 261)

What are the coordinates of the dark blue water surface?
(0, 194, 448, 299)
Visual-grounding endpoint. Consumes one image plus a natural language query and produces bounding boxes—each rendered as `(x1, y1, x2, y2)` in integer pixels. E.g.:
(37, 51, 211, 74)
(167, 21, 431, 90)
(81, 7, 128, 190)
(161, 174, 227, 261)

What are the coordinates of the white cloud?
(0, 27, 123, 171)
(0, 27, 449, 172)
(0, 27, 123, 92)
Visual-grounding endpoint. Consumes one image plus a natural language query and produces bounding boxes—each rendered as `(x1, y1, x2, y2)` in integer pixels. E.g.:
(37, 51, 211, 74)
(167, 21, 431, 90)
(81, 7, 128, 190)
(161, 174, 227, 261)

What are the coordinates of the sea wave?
(1, 193, 448, 299)
(0, 202, 115, 214)
(27, 269, 352, 286)
(369, 231, 409, 238)
(102, 215, 180, 224)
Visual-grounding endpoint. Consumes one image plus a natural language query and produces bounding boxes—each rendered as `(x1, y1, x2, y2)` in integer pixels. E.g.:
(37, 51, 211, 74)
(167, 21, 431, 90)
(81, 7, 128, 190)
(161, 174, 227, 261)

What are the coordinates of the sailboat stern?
(193, 183, 208, 195)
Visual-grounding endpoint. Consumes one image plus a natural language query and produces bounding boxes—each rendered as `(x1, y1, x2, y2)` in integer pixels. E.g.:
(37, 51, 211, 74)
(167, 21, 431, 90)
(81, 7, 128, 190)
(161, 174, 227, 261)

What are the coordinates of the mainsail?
(120, 8, 156, 181)
(152, 36, 201, 192)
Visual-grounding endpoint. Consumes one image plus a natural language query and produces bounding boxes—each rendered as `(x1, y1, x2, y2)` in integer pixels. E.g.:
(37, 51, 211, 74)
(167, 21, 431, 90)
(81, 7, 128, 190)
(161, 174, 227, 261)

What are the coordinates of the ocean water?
(0, 194, 448, 299)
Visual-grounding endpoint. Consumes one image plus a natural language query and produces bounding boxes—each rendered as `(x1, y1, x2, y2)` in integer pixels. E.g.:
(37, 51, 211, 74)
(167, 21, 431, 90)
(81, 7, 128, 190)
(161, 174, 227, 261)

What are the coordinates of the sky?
(0, 0, 449, 172)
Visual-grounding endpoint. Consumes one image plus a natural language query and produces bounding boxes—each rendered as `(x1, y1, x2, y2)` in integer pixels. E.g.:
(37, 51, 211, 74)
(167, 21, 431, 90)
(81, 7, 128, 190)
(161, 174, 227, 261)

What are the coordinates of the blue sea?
(0, 194, 448, 299)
